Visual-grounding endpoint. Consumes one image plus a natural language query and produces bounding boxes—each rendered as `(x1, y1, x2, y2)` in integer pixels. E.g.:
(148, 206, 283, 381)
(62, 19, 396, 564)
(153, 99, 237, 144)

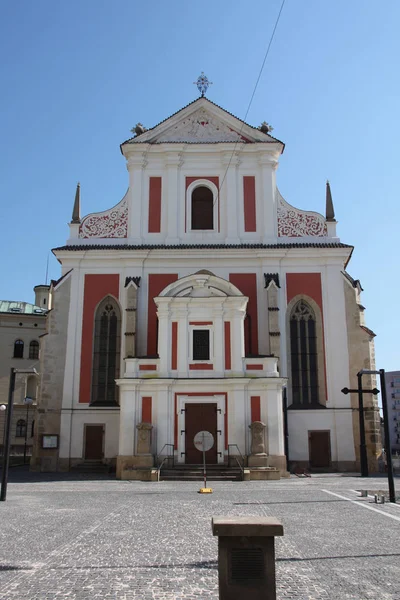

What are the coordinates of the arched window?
(16, 419, 26, 438)
(191, 186, 214, 230)
(91, 296, 121, 406)
(13, 339, 24, 358)
(29, 340, 39, 360)
(290, 300, 319, 406)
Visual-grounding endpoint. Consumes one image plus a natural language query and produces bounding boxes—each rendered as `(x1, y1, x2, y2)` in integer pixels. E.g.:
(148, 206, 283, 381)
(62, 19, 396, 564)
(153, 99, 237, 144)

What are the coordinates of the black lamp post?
(1, 367, 38, 502)
(341, 378, 380, 478)
(23, 396, 34, 464)
(358, 369, 396, 504)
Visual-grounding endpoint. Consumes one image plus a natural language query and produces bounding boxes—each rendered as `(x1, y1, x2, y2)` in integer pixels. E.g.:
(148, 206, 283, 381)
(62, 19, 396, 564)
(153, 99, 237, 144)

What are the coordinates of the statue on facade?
(136, 422, 153, 455)
(248, 421, 269, 467)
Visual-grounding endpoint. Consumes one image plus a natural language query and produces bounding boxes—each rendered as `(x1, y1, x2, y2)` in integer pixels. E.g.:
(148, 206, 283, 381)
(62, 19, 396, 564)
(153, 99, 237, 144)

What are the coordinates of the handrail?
(155, 443, 174, 468)
(228, 444, 245, 465)
(157, 456, 170, 482)
(228, 444, 245, 481)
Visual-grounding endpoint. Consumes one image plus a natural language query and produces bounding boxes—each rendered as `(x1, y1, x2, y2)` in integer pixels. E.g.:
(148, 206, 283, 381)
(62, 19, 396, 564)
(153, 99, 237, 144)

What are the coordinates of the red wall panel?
(229, 273, 258, 355)
(243, 176, 256, 232)
(142, 396, 152, 424)
(79, 274, 119, 404)
(148, 177, 162, 233)
(250, 396, 261, 422)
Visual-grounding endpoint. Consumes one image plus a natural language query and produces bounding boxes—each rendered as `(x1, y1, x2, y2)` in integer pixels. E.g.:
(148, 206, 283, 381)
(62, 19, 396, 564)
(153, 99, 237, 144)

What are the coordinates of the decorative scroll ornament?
(157, 109, 248, 143)
(79, 194, 128, 239)
(194, 72, 212, 97)
(277, 190, 327, 237)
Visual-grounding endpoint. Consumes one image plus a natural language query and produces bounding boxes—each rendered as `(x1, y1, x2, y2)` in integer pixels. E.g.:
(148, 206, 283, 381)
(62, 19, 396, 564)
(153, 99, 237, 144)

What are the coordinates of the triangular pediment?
(122, 98, 284, 148)
(155, 107, 251, 143)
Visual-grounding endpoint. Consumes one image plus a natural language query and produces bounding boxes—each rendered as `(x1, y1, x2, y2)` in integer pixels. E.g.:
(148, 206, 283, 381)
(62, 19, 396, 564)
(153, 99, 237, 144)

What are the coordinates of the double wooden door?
(185, 403, 218, 464)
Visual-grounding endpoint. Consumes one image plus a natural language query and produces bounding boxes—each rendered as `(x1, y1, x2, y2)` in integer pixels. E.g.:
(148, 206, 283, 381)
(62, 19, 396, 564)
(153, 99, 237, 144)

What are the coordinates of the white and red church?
(32, 92, 381, 478)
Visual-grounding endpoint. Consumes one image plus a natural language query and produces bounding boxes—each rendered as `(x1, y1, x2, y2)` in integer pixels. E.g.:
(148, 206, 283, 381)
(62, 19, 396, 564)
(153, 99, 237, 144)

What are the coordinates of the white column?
(177, 308, 189, 376)
(266, 385, 285, 455)
(213, 310, 224, 374)
(165, 153, 181, 244)
(118, 387, 136, 456)
(59, 410, 72, 458)
(62, 269, 80, 409)
(222, 152, 240, 243)
(127, 153, 147, 242)
(157, 303, 170, 376)
(322, 265, 351, 408)
(259, 155, 278, 240)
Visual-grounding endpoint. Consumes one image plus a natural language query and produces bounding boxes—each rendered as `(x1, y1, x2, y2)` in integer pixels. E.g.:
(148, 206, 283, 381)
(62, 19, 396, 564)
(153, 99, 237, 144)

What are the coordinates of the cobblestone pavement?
(0, 470, 399, 599)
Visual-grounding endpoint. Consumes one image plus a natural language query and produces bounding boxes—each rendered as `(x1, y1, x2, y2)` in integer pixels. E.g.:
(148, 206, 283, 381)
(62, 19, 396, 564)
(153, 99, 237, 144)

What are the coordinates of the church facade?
(31, 96, 381, 478)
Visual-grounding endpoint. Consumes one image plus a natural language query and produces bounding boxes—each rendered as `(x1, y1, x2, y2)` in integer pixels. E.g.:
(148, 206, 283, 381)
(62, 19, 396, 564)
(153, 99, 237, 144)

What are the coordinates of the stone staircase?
(159, 463, 243, 482)
(71, 461, 113, 474)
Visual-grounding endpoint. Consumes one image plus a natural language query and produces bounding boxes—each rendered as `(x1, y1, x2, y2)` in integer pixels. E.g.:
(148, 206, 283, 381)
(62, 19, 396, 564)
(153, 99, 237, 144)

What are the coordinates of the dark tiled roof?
(54, 242, 353, 252)
(120, 97, 285, 149)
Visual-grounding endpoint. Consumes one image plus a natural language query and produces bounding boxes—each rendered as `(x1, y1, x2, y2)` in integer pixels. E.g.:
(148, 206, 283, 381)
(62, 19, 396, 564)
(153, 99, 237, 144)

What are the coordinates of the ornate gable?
(121, 97, 284, 148)
(155, 108, 251, 143)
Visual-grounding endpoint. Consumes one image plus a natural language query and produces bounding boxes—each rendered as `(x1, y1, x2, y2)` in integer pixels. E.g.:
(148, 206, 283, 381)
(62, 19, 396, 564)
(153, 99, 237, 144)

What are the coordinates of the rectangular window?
(193, 330, 210, 361)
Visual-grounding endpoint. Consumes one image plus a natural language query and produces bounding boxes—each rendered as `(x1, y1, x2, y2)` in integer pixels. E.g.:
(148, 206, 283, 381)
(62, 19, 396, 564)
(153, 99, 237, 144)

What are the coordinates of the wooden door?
(185, 403, 218, 464)
(308, 430, 331, 468)
(84, 425, 104, 460)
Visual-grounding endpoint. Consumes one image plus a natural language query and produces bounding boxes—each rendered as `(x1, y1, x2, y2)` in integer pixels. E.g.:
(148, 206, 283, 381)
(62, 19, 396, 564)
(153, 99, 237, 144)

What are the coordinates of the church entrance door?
(308, 430, 331, 468)
(185, 403, 218, 464)
(84, 425, 104, 460)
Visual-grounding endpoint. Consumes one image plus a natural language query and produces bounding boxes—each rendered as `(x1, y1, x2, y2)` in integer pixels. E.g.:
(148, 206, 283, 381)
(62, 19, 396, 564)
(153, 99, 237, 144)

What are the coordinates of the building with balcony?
(31, 94, 381, 478)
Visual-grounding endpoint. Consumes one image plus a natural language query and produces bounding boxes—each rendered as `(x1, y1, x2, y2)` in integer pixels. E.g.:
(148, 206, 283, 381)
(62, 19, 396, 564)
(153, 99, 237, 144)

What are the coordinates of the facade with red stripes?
(32, 97, 380, 477)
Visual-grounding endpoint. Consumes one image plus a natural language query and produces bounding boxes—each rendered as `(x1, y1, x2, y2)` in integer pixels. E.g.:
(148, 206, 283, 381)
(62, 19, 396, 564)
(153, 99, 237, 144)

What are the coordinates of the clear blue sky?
(0, 1, 398, 370)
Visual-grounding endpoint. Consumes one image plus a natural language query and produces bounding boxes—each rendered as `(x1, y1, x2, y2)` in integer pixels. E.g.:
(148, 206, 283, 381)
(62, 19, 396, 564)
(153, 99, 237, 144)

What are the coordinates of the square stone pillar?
(212, 516, 283, 600)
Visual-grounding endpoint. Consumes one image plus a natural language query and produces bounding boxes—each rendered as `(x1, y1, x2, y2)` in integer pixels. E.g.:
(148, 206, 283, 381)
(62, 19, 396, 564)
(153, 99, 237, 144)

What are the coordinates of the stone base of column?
(267, 454, 289, 477)
(116, 454, 154, 479)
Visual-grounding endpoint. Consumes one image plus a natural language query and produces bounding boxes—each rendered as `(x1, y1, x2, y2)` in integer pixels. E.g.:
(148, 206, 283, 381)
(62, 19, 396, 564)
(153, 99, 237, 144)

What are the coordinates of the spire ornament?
(325, 180, 335, 222)
(71, 182, 81, 224)
(194, 72, 212, 97)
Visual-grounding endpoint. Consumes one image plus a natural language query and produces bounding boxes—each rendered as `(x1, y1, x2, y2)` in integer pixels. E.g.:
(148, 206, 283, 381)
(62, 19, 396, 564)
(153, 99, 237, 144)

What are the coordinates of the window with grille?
(290, 300, 319, 406)
(192, 330, 210, 361)
(29, 340, 39, 359)
(13, 339, 24, 358)
(91, 297, 121, 406)
(16, 419, 26, 438)
(191, 186, 214, 230)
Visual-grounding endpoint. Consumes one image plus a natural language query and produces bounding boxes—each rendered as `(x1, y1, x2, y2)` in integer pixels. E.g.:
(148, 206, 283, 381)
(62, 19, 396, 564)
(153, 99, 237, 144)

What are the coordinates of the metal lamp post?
(1, 367, 38, 502)
(358, 369, 396, 504)
(0, 404, 6, 457)
(23, 396, 34, 464)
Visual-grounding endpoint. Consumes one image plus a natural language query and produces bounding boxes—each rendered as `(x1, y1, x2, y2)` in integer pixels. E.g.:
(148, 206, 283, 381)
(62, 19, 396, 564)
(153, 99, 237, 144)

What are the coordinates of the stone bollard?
(374, 494, 385, 504)
(360, 490, 368, 497)
(212, 516, 284, 600)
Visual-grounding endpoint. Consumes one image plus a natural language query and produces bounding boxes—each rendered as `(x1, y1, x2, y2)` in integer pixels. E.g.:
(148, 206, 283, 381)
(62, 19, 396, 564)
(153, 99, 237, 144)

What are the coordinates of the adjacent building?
(384, 371, 400, 454)
(31, 95, 381, 477)
(0, 287, 49, 457)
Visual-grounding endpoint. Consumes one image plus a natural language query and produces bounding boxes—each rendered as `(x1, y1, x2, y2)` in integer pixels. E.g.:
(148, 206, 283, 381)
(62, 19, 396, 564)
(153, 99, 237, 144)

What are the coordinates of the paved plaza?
(0, 469, 399, 599)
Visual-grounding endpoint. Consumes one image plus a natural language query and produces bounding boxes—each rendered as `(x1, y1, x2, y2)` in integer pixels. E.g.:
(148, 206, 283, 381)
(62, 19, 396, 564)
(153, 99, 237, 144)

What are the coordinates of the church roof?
(0, 300, 47, 315)
(120, 97, 285, 149)
(54, 242, 352, 252)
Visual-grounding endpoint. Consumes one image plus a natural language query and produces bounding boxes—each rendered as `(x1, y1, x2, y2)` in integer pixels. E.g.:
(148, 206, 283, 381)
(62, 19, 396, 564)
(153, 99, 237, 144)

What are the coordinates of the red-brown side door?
(84, 425, 104, 460)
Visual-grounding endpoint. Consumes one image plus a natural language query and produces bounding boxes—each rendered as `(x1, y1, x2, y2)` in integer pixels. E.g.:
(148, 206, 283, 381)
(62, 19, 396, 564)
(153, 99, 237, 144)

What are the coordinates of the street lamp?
(0, 367, 38, 502)
(23, 396, 34, 464)
(0, 404, 6, 457)
(358, 368, 396, 504)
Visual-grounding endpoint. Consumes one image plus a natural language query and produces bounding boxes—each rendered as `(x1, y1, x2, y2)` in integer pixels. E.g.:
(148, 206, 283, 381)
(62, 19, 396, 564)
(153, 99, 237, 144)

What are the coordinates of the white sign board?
(194, 431, 214, 452)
